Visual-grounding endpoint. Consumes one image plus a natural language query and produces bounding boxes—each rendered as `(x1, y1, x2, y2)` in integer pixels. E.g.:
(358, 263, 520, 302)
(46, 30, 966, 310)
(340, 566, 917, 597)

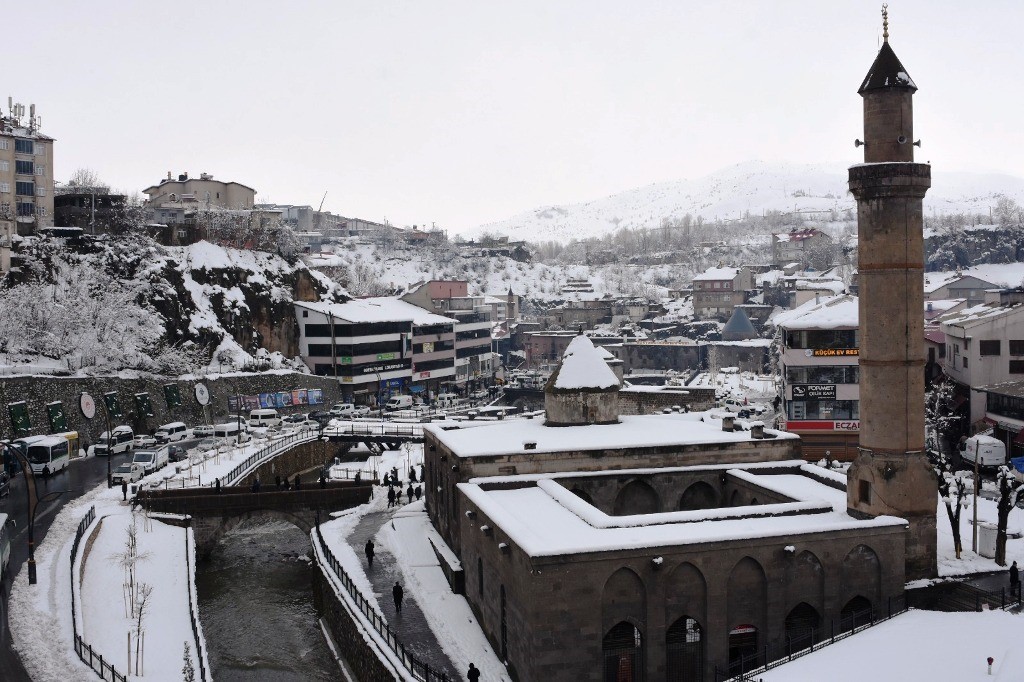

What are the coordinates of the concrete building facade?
(0, 102, 55, 272)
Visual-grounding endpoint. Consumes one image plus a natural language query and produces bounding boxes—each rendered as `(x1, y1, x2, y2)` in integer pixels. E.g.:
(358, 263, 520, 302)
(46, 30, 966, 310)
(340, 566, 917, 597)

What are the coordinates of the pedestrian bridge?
(321, 421, 425, 451)
(137, 483, 373, 557)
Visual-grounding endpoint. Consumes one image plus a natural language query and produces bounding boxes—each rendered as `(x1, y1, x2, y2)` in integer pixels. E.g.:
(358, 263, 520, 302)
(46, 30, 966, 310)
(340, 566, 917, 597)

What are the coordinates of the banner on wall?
(46, 401, 68, 432)
(164, 383, 183, 409)
(134, 392, 155, 418)
(103, 392, 124, 419)
(292, 389, 308, 405)
(308, 389, 324, 405)
(8, 401, 30, 436)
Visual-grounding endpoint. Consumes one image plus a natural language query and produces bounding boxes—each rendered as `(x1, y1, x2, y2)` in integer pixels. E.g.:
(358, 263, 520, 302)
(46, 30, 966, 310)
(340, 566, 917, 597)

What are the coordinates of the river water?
(195, 519, 338, 681)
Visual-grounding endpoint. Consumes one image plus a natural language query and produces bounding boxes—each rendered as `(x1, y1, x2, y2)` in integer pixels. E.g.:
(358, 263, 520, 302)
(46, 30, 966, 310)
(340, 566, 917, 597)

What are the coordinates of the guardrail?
(714, 596, 908, 681)
(223, 431, 318, 486)
(314, 526, 452, 681)
(323, 423, 424, 439)
(70, 506, 128, 682)
(184, 528, 209, 681)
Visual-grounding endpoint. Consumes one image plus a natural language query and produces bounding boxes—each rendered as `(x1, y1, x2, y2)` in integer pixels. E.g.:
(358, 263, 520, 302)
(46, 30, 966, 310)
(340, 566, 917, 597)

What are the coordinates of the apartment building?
(294, 298, 457, 404)
(143, 171, 255, 213)
(939, 294, 1024, 428)
(774, 295, 861, 460)
(692, 266, 753, 320)
(0, 101, 55, 272)
(771, 228, 832, 268)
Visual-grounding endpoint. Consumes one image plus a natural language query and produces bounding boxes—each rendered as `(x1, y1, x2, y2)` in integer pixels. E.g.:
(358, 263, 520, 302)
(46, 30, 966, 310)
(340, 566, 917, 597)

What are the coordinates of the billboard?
(46, 401, 68, 432)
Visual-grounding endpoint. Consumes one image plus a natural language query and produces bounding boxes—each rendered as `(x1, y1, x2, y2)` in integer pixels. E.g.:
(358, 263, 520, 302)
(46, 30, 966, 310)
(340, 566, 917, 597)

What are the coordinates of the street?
(0, 448, 134, 681)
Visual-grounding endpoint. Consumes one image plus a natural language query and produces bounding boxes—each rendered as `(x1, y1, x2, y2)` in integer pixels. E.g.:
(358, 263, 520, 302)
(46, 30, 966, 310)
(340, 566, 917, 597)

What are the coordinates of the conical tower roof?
(722, 307, 758, 340)
(858, 41, 917, 94)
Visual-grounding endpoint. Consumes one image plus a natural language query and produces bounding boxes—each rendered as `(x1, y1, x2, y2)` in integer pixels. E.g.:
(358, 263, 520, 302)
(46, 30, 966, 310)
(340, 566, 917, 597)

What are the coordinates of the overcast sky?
(14, 1, 1024, 231)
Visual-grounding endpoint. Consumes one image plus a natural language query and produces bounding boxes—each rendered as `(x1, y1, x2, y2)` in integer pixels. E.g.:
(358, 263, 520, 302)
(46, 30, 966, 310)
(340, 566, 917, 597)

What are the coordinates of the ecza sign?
(791, 384, 836, 400)
(835, 421, 860, 431)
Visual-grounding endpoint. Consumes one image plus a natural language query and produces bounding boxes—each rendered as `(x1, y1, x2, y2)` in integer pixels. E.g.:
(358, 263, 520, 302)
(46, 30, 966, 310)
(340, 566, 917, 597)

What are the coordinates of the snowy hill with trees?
(465, 160, 1024, 244)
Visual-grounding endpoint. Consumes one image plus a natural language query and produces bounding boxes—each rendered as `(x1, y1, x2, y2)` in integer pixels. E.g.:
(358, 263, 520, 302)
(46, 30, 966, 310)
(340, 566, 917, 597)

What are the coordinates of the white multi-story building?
(774, 295, 861, 460)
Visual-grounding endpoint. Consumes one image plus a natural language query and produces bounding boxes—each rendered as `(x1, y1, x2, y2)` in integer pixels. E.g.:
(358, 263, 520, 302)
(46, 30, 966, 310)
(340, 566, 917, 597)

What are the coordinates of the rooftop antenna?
(882, 4, 889, 43)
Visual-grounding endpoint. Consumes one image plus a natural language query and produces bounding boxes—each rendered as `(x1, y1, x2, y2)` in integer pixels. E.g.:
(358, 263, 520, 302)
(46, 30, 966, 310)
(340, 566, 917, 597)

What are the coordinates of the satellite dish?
(194, 383, 210, 406)
(80, 392, 96, 420)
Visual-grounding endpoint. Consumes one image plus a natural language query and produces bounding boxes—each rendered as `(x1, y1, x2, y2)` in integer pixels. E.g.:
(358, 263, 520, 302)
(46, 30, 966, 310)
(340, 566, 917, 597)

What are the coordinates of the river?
(195, 519, 338, 680)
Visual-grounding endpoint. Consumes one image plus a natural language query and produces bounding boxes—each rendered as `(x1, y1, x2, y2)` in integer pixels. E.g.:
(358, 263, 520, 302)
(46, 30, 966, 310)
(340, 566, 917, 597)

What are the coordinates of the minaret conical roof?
(858, 42, 917, 94)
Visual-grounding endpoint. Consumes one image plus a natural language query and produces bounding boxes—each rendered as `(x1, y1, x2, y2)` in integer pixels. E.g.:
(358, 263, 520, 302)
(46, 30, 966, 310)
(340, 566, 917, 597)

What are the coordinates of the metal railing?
(908, 580, 1022, 612)
(70, 506, 128, 682)
(223, 431, 318, 486)
(314, 526, 452, 681)
(322, 423, 425, 439)
(184, 529, 208, 681)
(714, 596, 908, 682)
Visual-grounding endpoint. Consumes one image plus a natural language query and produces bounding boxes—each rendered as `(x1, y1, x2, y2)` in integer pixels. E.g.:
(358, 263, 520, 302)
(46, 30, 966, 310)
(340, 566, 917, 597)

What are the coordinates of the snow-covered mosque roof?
(423, 412, 797, 459)
(458, 461, 906, 557)
(551, 335, 619, 391)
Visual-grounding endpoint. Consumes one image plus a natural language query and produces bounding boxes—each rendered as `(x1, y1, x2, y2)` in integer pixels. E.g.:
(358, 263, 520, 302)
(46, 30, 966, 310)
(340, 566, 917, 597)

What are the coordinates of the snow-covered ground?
(760, 609, 1024, 681)
(936, 491, 1024, 577)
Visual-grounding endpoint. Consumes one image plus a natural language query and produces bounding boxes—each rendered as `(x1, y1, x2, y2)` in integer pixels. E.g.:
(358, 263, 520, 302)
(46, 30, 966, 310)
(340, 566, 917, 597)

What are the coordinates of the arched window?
(571, 487, 594, 505)
(678, 482, 717, 511)
(666, 616, 702, 682)
(728, 624, 759, 677)
(840, 596, 873, 632)
(729, 490, 742, 507)
(603, 621, 644, 682)
(613, 480, 660, 516)
(784, 602, 821, 653)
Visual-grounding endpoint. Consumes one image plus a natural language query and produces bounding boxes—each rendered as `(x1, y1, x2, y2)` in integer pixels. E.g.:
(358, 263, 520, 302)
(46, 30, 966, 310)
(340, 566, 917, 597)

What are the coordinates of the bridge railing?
(138, 485, 373, 514)
(322, 422, 425, 439)
(314, 526, 452, 682)
(222, 431, 318, 486)
(184, 528, 209, 681)
(70, 506, 129, 682)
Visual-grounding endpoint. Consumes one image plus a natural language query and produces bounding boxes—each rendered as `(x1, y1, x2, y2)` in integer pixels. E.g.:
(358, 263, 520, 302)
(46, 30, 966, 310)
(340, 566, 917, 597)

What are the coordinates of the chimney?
(167, 171, 172, 180)
(722, 415, 735, 432)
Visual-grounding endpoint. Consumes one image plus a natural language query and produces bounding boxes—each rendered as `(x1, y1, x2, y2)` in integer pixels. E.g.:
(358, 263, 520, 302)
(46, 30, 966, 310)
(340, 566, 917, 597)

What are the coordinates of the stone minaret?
(846, 10, 937, 579)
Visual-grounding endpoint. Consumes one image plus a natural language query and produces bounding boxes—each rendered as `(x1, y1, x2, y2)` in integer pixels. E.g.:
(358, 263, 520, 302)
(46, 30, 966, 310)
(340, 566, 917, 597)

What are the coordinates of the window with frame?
(0, 161, 8, 171)
(14, 139, 33, 154)
(980, 340, 1001, 356)
(0, 183, 9, 193)
(15, 182, 34, 196)
(1010, 340, 1024, 356)
(1011, 360, 1024, 374)
(16, 202, 34, 216)
(35, 205, 45, 217)
(34, 165, 44, 176)
(0, 139, 8, 150)
(15, 160, 33, 175)
(35, 186, 45, 196)
(962, 357, 969, 368)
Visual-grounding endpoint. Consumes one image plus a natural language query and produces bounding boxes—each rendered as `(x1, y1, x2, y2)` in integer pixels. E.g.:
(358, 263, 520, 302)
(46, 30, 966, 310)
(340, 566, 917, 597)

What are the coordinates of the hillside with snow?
(465, 161, 1024, 243)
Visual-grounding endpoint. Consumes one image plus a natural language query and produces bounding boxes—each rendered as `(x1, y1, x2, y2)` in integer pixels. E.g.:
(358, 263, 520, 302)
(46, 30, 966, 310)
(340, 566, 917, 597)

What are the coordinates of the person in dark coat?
(406, 484, 414, 504)
(387, 487, 396, 508)
(1011, 561, 1019, 595)
(467, 663, 481, 681)
(354, 471, 362, 485)
(415, 485, 422, 501)
(294, 475, 302, 490)
(409, 467, 417, 483)
(319, 471, 327, 488)
(215, 478, 221, 494)
(365, 539, 375, 568)
(275, 474, 282, 489)
(252, 478, 261, 493)
(392, 582, 404, 613)
(121, 480, 128, 502)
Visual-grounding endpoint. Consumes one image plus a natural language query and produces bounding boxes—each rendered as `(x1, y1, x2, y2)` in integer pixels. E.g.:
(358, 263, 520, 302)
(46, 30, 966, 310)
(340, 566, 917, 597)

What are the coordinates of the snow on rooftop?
(939, 302, 1024, 328)
(693, 266, 739, 282)
(771, 294, 858, 330)
(553, 336, 619, 390)
(424, 412, 797, 458)
(458, 466, 903, 557)
(297, 297, 456, 325)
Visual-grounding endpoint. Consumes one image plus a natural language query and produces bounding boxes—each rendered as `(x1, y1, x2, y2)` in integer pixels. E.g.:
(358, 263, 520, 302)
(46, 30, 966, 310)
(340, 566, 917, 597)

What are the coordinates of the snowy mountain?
(465, 161, 1024, 243)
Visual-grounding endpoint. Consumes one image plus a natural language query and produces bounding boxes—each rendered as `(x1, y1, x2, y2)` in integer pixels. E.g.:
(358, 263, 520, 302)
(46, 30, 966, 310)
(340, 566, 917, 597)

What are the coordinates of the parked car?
(308, 411, 334, 425)
(111, 463, 145, 485)
(94, 425, 135, 456)
(192, 425, 215, 438)
(351, 405, 373, 417)
(133, 434, 157, 448)
(167, 445, 188, 463)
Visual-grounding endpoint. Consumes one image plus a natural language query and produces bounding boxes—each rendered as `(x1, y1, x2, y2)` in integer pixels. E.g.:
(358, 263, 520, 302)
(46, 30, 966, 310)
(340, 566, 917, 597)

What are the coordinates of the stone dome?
(544, 335, 620, 426)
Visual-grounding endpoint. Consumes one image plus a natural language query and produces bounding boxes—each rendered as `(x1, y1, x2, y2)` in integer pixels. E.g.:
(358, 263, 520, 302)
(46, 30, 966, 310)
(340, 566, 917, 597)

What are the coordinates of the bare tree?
(995, 466, 1024, 566)
(934, 452, 969, 559)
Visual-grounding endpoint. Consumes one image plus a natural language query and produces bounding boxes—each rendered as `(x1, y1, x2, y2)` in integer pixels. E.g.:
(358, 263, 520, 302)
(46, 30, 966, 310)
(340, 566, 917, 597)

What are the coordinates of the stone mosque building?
(422, 17, 935, 682)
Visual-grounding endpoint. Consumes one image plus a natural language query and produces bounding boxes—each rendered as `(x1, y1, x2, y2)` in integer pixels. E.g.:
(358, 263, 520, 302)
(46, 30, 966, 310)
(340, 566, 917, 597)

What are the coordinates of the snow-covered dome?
(544, 335, 620, 426)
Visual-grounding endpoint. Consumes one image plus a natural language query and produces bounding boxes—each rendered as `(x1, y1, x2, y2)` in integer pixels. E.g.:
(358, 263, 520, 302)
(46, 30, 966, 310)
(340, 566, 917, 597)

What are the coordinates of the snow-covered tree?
(925, 375, 963, 456)
(995, 466, 1024, 566)
(934, 452, 969, 559)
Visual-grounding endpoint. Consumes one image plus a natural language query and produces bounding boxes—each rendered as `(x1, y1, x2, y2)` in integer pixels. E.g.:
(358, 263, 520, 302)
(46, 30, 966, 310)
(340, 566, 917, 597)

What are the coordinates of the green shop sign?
(46, 401, 68, 432)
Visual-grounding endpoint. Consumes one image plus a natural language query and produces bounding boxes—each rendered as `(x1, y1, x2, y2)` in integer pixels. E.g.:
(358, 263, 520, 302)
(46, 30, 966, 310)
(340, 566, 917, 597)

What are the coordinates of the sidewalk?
(345, 501, 459, 679)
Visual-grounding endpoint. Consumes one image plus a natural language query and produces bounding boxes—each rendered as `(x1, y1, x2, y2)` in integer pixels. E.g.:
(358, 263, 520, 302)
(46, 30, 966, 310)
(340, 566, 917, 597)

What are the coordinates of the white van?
(962, 435, 1006, 468)
(95, 425, 135, 456)
(132, 446, 169, 474)
(330, 403, 355, 418)
(435, 393, 459, 409)
(248, 409, 283, 428)
(214, 421, 251, 442)
(385, 395, 414, 411)
(155, 422, 187, 443)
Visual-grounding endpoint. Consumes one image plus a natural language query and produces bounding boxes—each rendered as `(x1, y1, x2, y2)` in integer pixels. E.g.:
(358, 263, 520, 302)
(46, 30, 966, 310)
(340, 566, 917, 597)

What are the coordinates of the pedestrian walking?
(467, 662, 481, 682)
(1011, 560, 1019, 595)
(252, 478, 261, 493)
(319, 471, 327, 488)
(409, 467, 417, 483)
(275, 474, 282, 489)
(415, 485, 422, 501)
(393, 582, 404, 613)
(365, 539, 375, 568)
(215, 478, 221, 494)
(391, 466, 399, 483)
(406, 484, 414, 504)
(387, 487, 396, 508)
(354, 471, 362, 485)
(121, 480, 128, 502)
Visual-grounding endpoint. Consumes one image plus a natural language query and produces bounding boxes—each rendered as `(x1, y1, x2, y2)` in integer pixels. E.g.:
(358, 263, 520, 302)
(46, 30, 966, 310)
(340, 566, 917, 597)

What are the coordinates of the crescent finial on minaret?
(882, 4, 889, 43)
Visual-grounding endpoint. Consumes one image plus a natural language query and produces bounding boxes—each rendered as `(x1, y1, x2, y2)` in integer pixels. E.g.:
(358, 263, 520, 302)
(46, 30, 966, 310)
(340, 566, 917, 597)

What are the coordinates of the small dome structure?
(545, 335, 620, 426)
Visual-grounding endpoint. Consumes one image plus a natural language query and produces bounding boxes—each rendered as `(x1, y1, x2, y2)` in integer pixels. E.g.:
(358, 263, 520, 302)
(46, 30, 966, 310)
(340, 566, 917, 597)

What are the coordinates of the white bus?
(26, 435, 71, 476)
